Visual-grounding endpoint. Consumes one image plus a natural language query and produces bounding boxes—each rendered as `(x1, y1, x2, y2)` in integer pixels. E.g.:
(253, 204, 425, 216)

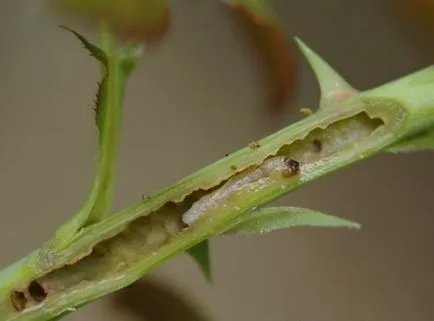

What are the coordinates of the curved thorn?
(294, 37, 358, 108)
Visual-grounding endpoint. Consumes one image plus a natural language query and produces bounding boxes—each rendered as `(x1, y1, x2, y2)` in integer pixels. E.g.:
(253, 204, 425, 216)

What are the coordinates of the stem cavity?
(6, 107, 388, 319)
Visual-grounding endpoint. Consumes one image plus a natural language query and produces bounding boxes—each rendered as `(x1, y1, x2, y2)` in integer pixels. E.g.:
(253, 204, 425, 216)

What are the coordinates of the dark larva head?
(282, 158, 300, 177)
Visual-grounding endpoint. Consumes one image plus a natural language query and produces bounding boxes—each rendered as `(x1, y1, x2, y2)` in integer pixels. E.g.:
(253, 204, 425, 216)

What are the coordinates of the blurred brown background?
(0, 1, 433, 321)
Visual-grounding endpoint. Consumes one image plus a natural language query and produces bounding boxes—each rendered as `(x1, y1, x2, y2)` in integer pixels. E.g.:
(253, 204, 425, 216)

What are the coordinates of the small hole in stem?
(10, 291, 27, 311)
(28, 281, 47, 303)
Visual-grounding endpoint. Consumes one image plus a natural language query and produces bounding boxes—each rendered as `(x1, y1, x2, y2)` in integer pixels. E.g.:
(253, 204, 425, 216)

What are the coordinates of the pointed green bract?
(386, 129, 434, 153)
(294, 37, 358, 109)
(60, 26, 107, 65)
(221, 207, 361, 235)
(60, 26, 107, 126)
(187, 240, 212, 282)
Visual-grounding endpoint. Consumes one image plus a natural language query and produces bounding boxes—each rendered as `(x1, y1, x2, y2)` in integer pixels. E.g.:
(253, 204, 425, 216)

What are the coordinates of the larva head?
(282, 158, 300, 177)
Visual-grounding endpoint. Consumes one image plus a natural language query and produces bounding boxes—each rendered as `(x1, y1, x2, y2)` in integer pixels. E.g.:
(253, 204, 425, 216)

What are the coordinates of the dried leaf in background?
(384, 0, 434, 56)
(51, 0, 170, 44)
(51, 0, 299, 113)
(221, 0, 299, 112)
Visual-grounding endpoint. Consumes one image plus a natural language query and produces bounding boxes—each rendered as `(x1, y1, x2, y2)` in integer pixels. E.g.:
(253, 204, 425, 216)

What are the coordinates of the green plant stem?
(0, 63, 433, 320)
(54, 25, 127, 250)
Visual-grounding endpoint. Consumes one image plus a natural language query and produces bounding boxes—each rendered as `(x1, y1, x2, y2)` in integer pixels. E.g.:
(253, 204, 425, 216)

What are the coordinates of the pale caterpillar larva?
(182, 156, 299, 226)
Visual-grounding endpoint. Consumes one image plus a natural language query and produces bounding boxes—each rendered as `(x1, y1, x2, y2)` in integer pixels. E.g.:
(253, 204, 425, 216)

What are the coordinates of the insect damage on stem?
(4, 108, 388, 319)
(182, 156, 300, 226)
(9, 281, 47, 313)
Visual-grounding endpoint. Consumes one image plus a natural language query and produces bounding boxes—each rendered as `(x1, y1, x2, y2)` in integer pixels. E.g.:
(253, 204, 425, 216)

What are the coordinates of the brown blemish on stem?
(249, 141, 261, 149)
(300, 107, 313, 116)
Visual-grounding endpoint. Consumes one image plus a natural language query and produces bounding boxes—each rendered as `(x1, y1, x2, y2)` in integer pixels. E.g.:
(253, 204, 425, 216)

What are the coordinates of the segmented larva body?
(182, 156, 299, 226)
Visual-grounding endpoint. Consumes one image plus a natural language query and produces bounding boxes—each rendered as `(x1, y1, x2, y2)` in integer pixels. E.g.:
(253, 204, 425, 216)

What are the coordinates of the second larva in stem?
(182, 156, 300, 226)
